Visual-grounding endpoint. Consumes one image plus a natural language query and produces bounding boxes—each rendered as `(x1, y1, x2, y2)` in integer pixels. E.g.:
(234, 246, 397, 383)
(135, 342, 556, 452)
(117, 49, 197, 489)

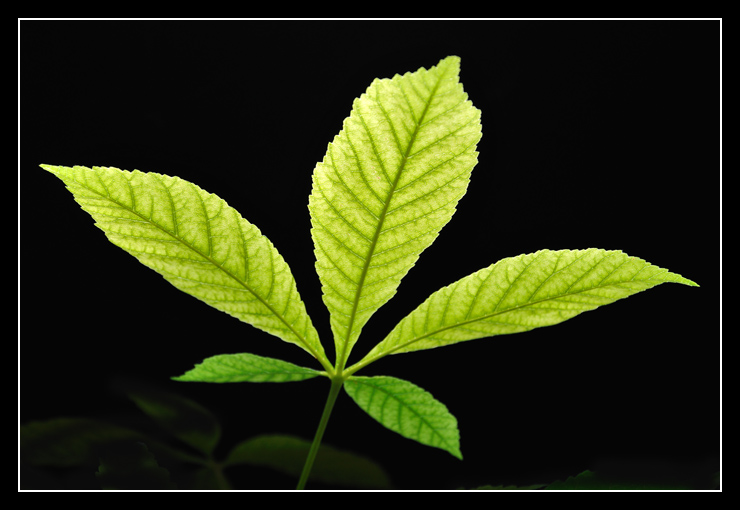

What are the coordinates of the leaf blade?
(173, 352, 323, 383)
(344, 375, 462, 459)
(41, 164, 329, 368)
(359, 249, 698, 364)
(308, 56, 482, 366)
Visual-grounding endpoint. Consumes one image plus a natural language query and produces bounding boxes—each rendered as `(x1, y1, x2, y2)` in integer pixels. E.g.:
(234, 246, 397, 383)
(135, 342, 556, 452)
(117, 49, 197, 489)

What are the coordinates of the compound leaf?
(173, 352, 323, 383)
(41, 165, 329, 369)
(308, 56, 482, 367)
(343, 375, 461, 459)
(358, 249, 698, 366)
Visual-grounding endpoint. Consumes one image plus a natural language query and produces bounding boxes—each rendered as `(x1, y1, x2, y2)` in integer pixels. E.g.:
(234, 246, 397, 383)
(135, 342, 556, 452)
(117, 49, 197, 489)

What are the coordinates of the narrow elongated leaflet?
(344, 375, 462, 459)
(41, 165, 329, 369)
(308, 56, 482, 367)
(357, 249, 698, 366)
(173, 353, 322, 383)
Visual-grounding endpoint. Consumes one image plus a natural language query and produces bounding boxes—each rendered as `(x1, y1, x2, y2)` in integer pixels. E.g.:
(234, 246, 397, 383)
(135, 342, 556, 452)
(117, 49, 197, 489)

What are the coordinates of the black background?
(21, 20, 719, 490)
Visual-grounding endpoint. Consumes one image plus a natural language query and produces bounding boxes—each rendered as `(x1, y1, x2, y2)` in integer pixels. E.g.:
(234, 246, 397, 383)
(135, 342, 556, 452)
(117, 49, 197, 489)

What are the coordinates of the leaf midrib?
(68, 171, 328, 368)
(349, 274, 669, 374)
(349, 376, 459, 456)
(336, 67, 448, 371)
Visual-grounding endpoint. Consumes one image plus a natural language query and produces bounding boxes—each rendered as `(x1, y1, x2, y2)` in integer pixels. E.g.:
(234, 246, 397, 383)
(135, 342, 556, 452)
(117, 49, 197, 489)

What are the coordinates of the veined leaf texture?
(40, 165, 330, 369)
(174, 353, 322, 383)
(308, 56, 482, 367)
(359, 248, 698, 365)
(344, 375, 462, 459)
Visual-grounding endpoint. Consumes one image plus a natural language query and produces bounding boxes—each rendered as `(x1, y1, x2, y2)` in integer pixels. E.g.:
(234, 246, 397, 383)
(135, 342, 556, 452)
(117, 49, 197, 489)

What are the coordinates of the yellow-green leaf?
(308, 56, 482, 368)
(173, 353, 323, 383)
(356, 249, 698, 367)
(344, 375, 462, 459)
(41, 165, 330, 369)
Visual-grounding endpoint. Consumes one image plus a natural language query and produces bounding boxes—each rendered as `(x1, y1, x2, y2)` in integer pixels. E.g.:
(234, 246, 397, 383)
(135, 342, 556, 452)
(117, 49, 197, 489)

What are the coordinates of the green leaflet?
(308, 56, 482, 368)
(173, 353, 322, 383)
(356, 249, 698, 367)
(343, 375, 461, 460)
(41, 165, 330, 370)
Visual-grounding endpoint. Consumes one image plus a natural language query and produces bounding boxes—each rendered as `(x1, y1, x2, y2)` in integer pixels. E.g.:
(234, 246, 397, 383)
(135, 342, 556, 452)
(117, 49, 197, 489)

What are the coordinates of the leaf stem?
(296, 375, 344, 490)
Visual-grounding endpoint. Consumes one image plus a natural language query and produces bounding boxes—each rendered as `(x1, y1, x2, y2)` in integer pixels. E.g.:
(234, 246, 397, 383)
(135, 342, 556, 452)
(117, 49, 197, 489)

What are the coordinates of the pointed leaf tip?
(173, 353, 323, 383)
(309, 56, 482, 366)
(344, 375, 462, 459)
(360, 248, 698, 362)
(42, 164, 330, 369)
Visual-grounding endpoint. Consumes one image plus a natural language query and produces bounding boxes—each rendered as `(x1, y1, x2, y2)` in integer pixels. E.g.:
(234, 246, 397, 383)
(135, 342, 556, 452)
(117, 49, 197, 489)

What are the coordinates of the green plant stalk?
(296, 375, 344, 490)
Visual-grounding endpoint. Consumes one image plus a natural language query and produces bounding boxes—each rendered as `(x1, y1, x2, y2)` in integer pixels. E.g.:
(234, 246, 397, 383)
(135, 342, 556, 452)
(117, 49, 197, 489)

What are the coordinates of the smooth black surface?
(21, 20, 719, 490)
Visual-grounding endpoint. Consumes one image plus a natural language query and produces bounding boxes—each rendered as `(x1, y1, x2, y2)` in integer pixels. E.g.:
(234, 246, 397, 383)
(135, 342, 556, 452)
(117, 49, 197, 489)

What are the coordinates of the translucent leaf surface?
(343, 375, 461, 459)
(308, 56, 482, 367)
(173, 352, 323, 383)
(41, 165, 329, 368)
(357, 249, 698, 366)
